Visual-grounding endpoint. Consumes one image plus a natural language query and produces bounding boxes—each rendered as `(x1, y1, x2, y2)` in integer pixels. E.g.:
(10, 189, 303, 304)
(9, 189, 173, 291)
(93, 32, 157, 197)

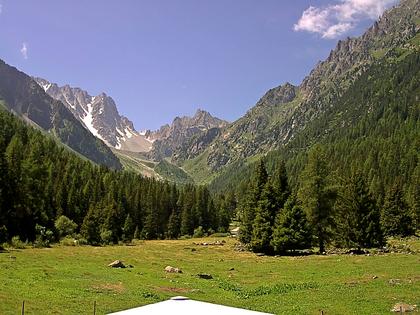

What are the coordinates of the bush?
(193, 226, 205, 238)
(11, 236, 26, 249)
(34, 224, 54, 247)
(100, 229, 113, 245)
(75, 237, 88, 246)
(55, 215, 77, 238)
(60, 236, 78, 246)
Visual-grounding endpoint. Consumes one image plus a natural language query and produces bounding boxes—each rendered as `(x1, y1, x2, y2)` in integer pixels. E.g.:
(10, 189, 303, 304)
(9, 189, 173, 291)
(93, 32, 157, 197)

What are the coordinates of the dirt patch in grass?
(91, 282, 125, 294)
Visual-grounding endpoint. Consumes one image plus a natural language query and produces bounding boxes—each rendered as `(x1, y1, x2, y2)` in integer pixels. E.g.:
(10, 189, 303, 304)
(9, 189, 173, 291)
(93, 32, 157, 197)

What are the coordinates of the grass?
(0, 237, 419, 314)
(112, 150, 161, 178)
(154, 160, 194, 184)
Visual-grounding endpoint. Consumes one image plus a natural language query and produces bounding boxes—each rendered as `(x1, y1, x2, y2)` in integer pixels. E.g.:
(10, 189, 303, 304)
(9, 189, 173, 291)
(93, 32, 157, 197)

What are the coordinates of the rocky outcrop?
(34, 78, 153, 152)
(0, 60, 122, 169)
(188, 0, 420, 172)
(147, 109, 228, 162)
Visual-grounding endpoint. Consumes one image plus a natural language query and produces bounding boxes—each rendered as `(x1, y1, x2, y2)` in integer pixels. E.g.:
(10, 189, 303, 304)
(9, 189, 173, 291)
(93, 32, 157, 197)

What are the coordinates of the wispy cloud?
(20, 42, 28, 59)
(294, 0, 398, 39)
(0, 4, 3, 14)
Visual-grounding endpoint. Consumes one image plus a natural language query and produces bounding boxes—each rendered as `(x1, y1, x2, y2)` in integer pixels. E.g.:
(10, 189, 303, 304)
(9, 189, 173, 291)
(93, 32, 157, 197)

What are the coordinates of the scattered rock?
(197, 273, 213, 279)
(234, 243, 247, 252)
(346, 249, 369, 255)
(229, 267, 235, 271)
(389, 279, 402, 285)
(391, 303, 417, 312)
(372, 275, 378, 279)
(193, 240, 225, 246)
(256, 253, 265, 257)
(164, 266, 183, 273)
(108, 260, 126, 268)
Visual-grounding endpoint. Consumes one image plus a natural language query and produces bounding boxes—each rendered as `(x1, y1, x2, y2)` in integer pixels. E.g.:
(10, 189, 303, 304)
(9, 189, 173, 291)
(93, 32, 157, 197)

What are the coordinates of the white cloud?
(294, 0, 398, 39)
(0, 4, 3, 14)
(20, 42, 28, 59)
(322, 22, 353, 39)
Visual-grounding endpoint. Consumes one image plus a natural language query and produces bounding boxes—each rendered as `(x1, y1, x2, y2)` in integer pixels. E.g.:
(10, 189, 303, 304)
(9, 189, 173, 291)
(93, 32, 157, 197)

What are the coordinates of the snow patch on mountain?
(33, 77, 154, 152)
(82, 100, 106, 143)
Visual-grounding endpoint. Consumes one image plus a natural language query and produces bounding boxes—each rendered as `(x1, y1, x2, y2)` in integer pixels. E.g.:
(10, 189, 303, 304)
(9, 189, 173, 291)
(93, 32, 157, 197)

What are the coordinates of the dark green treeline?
(239, 150, 417, 255)
(0, 109, 231, 244)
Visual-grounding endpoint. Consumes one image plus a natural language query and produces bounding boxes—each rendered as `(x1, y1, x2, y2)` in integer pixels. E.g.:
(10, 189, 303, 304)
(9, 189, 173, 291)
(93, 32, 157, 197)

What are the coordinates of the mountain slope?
(0, 60, 122, 169)
(34, 77, 153, 152)
(146, 109, 228, 162)
(183, 0, 420, 184)
(210, 43, 420, 193)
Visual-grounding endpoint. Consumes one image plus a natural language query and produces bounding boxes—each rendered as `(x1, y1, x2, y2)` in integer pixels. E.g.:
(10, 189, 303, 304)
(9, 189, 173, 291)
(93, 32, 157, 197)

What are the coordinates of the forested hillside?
(0, 60, 121, 169)
(213, 46, 419, 238)
(0, 109, 231, 245)
(183, 0, 419, 186)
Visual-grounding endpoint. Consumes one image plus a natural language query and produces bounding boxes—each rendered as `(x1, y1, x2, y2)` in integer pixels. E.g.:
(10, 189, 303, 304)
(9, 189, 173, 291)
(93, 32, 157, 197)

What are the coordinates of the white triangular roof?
(108, 296, 273, 315)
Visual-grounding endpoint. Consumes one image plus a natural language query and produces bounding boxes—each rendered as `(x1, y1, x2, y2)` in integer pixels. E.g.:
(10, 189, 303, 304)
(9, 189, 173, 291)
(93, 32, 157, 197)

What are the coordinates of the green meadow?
(0, 237, 419, 315)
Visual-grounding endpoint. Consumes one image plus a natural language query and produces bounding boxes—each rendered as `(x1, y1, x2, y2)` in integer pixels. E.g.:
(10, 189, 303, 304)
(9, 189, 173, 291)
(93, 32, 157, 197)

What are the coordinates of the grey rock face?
(146, 109, 228, 162)
(0, 61, 121, 169)
(34, 78, 153, 152)
(197, 0, 420, 171)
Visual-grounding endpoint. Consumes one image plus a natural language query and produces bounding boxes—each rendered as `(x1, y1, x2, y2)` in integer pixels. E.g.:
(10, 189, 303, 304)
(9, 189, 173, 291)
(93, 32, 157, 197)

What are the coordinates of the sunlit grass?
(0, 237, 419, 314)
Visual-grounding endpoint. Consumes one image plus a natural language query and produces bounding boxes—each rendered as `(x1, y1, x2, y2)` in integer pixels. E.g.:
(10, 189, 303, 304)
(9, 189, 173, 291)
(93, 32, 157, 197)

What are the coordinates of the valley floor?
(0, 237, 419, 315)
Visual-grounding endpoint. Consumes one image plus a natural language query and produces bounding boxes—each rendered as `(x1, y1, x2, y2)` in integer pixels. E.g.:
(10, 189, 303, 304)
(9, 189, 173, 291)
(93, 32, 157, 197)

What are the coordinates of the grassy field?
(0, 237, 419, 315)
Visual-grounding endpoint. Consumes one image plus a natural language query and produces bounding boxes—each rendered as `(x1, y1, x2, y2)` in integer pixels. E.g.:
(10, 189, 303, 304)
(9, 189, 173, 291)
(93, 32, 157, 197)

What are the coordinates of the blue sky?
(0, 0, 397, 130)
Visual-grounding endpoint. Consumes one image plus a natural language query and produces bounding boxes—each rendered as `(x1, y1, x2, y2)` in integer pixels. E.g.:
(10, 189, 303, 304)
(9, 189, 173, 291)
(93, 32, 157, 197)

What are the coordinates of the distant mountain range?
(180, 0, 420, 186)
(0, 0, 418, 187)
(34, 77, 154, 152)
(33, 77, 228, 163)
(0, 60, 122, 169)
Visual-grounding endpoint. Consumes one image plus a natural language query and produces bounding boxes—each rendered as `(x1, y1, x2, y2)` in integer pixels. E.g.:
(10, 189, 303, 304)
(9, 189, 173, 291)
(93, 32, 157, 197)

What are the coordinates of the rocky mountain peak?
(146, 109, 228, 161)
(256, 82, 297, 107)
(33, 77, 153, 152)
(300, 0, 419, 99)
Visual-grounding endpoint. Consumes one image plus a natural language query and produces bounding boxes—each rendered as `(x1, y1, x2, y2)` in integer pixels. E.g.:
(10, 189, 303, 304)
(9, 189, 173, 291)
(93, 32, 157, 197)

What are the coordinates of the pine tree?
(381, 181, 414, 237)
(298, 145, 336, 253)
(180, 187, 195, 236)
(336, 173, 383, 249)
(271, 197, 312, 253)
(271, 160, 291, 210)
(250, 205, 272, 253)
(407, 164, 420, 229)
(240, 160, 268, 244)
(122, 213, 135, 242)
(103, 200, 124, 243)
(81, 205, 100, 245)
(167, 209, 180, 239)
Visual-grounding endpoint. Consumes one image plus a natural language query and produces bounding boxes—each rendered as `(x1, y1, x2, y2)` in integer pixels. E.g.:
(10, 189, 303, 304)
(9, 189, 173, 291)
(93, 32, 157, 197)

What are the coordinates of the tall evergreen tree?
(271, 160, 291, 210)
(381, 181, 414, 237)
(167, 209, 181, 239)
(271, 196, 312, 253)
(407, 163, 420, 229)
(298, 145, 336, 253)
(250, 205, 272, 253)
(240, 160, 268, 244)
(81, 205, 101, 245)
(122, 213, 135, 242)
(336, 173, 383, 249)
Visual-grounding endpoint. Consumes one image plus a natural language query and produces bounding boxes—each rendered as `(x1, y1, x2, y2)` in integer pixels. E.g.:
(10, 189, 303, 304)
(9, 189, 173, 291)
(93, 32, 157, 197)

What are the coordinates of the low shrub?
(11, 236, 26, 249)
